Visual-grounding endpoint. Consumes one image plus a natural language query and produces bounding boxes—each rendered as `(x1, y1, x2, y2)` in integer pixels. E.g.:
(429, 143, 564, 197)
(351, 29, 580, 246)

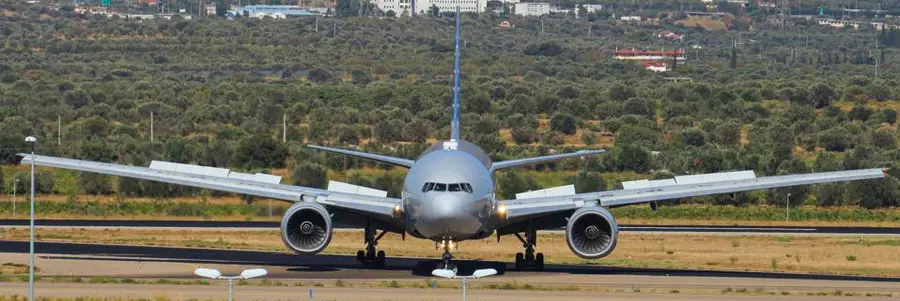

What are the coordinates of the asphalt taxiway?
(0, 240, 897, 300)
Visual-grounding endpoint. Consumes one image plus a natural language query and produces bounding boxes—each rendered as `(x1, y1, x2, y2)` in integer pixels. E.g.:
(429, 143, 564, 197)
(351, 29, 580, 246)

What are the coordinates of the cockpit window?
(422, 182, 472, 193)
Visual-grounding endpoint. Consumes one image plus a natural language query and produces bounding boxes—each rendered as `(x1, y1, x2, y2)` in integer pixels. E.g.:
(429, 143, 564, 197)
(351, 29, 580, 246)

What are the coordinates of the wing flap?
(18, 154, 399, 221)
(497, 168, 886, 224)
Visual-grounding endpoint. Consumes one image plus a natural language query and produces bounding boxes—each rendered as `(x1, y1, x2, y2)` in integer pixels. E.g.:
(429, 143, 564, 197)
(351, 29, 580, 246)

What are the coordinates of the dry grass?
(2, 228, 898, 277)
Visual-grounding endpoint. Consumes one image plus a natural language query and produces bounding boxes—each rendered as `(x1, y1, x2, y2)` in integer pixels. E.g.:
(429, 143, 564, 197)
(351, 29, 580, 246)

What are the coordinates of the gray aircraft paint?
(403, 140, 496, 241)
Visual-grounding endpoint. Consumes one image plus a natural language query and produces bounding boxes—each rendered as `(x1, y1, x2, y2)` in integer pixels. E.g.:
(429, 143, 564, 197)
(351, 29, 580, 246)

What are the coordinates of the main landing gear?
(356, 221, 387, 269)
(513, 228, 544, 271)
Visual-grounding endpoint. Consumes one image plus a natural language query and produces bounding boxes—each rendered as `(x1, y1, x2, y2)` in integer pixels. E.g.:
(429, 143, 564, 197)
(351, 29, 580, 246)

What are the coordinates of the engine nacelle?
(281, 202, 332, 254)
(566, 207, 618, 259)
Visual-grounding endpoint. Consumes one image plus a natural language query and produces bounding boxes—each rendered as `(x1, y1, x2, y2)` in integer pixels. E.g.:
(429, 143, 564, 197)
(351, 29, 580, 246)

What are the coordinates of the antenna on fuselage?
(450, 6, 462, 142)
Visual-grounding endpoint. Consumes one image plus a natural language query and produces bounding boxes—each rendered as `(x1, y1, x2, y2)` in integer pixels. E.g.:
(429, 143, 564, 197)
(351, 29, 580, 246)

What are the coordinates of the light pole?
(431, 268, 498, 301)
(786, 193, 791, 222)
(13, 179, 18, 216)
(194, 268, 268, 301)
(25, 136, 36, 301)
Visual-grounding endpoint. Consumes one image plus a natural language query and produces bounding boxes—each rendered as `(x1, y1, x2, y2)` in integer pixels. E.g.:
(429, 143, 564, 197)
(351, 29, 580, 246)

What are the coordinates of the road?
(2, 219, 898, 235)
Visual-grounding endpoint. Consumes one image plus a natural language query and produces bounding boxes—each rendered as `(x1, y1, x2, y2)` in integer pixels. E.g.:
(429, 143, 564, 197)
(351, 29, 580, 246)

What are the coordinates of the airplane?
(17, 8, 886, 271)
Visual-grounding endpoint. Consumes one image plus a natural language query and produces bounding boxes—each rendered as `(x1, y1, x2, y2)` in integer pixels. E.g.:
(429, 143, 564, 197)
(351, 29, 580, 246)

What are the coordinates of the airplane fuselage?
(401, 140, 497, 242)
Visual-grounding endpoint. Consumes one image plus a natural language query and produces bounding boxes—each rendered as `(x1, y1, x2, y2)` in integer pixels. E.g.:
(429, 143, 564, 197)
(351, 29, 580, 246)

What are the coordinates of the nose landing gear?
(437, 239, 457, 271)
(513, 228, 544, 271)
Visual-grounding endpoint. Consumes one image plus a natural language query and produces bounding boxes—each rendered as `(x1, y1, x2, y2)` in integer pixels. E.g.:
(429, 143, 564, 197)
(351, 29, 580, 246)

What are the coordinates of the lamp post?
(194, 268, 268, 301)
(786, 193, 791, 222)
(13, 179, 18, 216)
(431, 268, 497, 301)
(25, 136, 36, 301)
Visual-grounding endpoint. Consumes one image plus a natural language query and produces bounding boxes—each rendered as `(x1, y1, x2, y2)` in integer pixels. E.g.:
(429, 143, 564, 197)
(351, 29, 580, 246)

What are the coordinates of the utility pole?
(150, 111, 154, 143)
(540, 17, 544, 34)
(57, 115, 61, 145)
(282, 113, 287, 142)
(315, 16, 318, 32)
(875, 36, 879, 78)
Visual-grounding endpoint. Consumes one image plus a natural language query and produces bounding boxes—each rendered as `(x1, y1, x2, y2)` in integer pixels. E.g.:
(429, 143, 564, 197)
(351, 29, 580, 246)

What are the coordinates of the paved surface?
(0, 283, 894, 301)
(2, 219, 898, 235)
(0, 240, 898, 301)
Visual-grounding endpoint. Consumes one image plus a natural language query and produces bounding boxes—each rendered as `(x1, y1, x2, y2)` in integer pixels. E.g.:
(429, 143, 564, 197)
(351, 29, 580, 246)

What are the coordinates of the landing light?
(496, 205, 508, 219)
(392, 204, 403, 218)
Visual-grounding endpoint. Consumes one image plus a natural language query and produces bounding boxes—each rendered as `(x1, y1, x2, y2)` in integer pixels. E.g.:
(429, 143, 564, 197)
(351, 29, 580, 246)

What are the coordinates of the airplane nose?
(415, 194, 482, 238)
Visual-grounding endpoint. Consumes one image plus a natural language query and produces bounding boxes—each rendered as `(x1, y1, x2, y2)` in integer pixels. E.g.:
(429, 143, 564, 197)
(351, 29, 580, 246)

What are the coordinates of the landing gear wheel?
(535, 253, 544, 271)
(514, 252, 525, 271)
(356, 250, 365, 262)
(376, 250, 386, 268)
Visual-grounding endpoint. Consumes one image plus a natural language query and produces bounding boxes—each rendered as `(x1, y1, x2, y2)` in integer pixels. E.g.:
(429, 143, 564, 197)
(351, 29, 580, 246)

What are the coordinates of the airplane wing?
(491, 149, 606, 172)
(17, 154, 400, 221)
(496, 168, 886, 224)
(307, 145, 414, 168)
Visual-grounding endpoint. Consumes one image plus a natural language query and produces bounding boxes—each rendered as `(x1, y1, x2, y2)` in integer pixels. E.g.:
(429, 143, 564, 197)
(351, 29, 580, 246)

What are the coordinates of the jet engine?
(281, 202, 332, 254)
(565, 207, 618, 259)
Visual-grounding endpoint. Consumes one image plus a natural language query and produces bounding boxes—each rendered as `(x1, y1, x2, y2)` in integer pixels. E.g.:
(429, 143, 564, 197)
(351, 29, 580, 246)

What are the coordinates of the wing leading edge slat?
(497, 168, 886, 223)
(17, 154, 399, 219)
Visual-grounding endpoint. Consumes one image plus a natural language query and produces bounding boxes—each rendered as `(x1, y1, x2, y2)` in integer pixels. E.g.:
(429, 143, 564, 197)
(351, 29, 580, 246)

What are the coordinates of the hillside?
(0, 0, 899, 207)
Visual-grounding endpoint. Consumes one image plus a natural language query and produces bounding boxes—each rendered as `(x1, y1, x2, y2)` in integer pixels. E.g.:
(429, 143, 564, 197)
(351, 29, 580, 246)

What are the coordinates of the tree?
(574, 170, 605, 193)
(337, 0, 361, 17)
(712, 122, 741, 145)
(511, 126, 537, 144)
(215, 0, 228, 17)
(291, 162, 328, 188)
(386, 10, 396, 17)
(808, 83, 835, 108)
(622, 98, 654, 119)
(616, 144, 651, 173)
(233, 136, 288, 169)
(497, 171, 539, 199)
(871, 129, 896, 149)
(429, 4, 439, 17)
(680, 128, 707, 146)
(550, 112, 577, 135)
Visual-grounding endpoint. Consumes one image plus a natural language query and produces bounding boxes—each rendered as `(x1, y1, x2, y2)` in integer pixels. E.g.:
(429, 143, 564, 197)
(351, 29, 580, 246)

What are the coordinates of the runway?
(0, 240, 899, 300)
(2, 219, 898, 235)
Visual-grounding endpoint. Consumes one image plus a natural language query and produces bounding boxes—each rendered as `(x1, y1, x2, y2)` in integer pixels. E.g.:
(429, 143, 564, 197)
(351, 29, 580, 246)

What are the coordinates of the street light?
(431, 268, 497, 301)
(194, 268, 268, 301)
(25, 136, 35, 301)
(13, 179, 18, 216)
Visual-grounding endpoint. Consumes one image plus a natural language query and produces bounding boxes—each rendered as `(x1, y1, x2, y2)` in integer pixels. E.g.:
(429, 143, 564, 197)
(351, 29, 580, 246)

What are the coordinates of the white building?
(373, 0, 487, 15)
(583, 4, 601, 13)
(514, 2, 549, 16)
(371, 0, 412, 15)
(416, 0, 488, 14)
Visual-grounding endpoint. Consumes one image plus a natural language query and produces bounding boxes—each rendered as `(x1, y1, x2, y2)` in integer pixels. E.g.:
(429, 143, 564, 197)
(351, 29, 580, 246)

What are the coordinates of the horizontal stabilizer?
(308, 145, 414, 168)
(516, 185, 576, 199)
(327, 180, 388, 198)
(149, 160, 282, 184)
(492, 149, 606, 172)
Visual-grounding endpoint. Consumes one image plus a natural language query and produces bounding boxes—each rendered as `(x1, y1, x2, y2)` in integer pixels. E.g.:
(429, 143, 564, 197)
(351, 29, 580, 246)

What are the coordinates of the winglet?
(450, 6, 462, 141)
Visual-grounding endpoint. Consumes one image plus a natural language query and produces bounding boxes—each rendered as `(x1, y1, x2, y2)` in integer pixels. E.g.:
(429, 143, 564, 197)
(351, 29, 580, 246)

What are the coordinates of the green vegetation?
(1, 0, 900, 211)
